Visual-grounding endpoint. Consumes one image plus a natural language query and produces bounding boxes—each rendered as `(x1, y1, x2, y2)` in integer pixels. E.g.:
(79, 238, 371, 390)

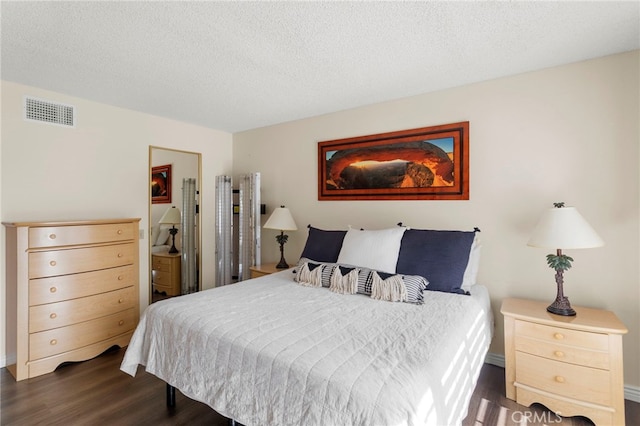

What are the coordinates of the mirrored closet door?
(149, 146, 202, 303)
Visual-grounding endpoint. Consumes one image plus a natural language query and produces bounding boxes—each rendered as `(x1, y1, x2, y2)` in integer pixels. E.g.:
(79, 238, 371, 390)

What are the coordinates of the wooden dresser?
(3, 218, 140, 381)
(152, 252, 181, 296)
(501, 298, 627, 425)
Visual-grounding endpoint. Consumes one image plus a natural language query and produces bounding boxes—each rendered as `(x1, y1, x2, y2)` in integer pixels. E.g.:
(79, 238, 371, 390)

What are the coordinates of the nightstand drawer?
(515, 351, 611, 406)
(153, 271, 172, 286)
(152, 256, 172, 270)
(515, 333, 610, 369)
(515, 320, 608, 351)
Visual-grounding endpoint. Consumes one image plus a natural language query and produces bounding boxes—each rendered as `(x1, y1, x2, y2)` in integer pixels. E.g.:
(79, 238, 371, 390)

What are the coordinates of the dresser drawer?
(29, 287, 136, 333)
(515, 320, 609, 351)
(29, 265, 135, 306)
(29, 223, 136, 248)
(515, 351, 611, 406)
(30, 308, 137, 360)
(29, 243, 135, 278)
(515, 334, 609, 369)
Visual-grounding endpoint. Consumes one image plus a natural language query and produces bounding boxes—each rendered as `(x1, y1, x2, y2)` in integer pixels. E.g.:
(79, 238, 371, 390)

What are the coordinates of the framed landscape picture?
(318, 121, 469, 200)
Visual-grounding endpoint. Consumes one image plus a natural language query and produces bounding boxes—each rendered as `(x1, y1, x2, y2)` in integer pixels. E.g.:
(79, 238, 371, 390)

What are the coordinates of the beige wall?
(0, 81, 233, 366)
(233, 51, 640, 389)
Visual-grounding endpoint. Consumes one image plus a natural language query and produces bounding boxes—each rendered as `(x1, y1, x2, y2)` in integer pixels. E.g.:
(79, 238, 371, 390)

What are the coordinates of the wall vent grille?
(24, 96, 76, 127)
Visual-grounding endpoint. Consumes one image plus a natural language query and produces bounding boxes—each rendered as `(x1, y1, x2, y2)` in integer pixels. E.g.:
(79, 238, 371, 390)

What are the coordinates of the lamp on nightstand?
(527, 202, 604, 316)
(263, 205, 297, 269)
(159, 206, 181, 254)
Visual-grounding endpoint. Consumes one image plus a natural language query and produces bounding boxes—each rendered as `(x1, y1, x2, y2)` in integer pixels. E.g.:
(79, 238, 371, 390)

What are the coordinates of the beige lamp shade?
(527, 206, 603, 249)
(159, 206, 181, 225)
(263, 206, 297, 231)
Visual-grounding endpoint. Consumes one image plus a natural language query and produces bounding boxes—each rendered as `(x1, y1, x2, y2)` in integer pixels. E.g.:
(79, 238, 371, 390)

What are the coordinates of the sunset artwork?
(151, 164, 172, 204)
(318, 122, 469, 200)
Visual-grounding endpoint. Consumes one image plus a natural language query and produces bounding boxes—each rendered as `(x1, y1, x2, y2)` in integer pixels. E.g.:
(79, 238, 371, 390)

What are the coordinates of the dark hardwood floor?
(1, 347, 638, 425)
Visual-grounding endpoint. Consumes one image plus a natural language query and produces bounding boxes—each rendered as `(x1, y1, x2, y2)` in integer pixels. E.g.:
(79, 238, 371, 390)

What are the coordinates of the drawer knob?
(554, 350, 565, 358)
(117, 253, 123, 258)
(118, 298, 124, 304)
(50, 339, 57, 346)
(553, 333, 564, 340)
(49, 286, 57, 293)
(49, 233, 56, 240)
(50, 313, 57, 319)
(118, 275, 124, 281)
(555, 376, 565, 383)
(118, 320, 125, 326)
(49, 260, 57, 267)
(117, 229, 123, 235)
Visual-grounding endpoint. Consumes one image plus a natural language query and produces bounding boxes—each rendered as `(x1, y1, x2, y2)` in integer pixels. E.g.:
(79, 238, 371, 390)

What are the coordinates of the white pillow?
(461, 234, 481, 292)
(155, 226, 171, 246)
(150, 226, 159, 246)
(337, 227, 406, 273)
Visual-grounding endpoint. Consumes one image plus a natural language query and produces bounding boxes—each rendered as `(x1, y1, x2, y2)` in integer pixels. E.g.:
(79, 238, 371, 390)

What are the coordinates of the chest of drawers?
(152, 252, 181, 296)
(3, 219, 140, 381)
(501, 298, 627, 425)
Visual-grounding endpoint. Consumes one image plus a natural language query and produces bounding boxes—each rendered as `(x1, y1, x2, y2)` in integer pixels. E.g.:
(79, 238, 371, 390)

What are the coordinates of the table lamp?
(263, 205, 297, 268)
(527, 202, 604, 316)
(159, 206, 181, 254)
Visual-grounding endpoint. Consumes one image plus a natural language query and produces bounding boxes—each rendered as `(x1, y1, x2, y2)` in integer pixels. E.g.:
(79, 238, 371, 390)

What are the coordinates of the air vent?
(24, 96, 76, 128)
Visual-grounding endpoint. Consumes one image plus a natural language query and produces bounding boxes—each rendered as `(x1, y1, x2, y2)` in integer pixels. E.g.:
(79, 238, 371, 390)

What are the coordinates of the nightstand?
(249, 263, 286, 279)
(152, 252, 181, 296)
(501, 298, 627, 425)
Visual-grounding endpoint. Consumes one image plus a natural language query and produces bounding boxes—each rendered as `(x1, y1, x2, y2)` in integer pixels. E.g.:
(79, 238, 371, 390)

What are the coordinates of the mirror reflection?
(149, 147, 202, 303)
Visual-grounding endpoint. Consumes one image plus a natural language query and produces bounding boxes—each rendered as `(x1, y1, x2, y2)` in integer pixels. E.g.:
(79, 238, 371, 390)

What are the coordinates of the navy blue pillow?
(299, 226, 347, 263)
(396, 229, 475, 294)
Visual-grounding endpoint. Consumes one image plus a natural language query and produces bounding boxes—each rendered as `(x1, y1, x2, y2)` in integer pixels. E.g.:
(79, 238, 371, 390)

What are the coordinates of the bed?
(121, 226, 494, 426)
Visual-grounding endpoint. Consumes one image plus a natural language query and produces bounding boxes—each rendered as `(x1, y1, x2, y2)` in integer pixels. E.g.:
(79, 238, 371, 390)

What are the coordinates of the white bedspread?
(121, 269, 493, 426)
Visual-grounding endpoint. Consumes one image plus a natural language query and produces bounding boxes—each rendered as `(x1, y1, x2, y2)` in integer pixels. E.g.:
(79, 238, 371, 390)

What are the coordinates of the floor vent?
(24, 96, 76, 128)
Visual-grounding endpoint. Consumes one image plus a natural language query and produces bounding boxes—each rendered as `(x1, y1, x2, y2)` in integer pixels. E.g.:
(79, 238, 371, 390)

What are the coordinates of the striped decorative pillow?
(296, 258, 427, 304)
(357, 267, 427, 304)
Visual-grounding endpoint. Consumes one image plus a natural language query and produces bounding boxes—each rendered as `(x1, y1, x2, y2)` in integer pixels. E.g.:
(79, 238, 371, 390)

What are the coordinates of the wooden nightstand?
(152, 252, 181, 296)
(501, 298, 627, 425)
(249, 263, 287, 279)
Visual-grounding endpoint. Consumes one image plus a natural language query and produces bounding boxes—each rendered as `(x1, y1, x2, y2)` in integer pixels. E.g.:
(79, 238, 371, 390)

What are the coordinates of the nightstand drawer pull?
(117, 253, 123, 258)
(117, 229, 123, 235)
(553, 332, 564, 340)
(49, 286, 57, 293)
(49, 233, 56, 240)
(554, 350, 565, 358)
(118, 298, 124, 304)
(118, 275, 124, 281)
(49, 260, 57, 267)
(50, 339, 57, 346)
(49, 313, 57, 319)
(555, 375, 565, 383)
(118, 320, 125, 326)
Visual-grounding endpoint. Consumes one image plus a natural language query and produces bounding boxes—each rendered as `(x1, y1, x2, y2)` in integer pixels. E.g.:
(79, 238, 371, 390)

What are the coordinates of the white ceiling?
(2, 1, 638, 133)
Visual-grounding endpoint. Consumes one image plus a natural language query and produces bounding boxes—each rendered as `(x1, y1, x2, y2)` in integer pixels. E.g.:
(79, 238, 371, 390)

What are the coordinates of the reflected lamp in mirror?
(159, 206, 181, 254)
(527, 202, 604, 316)
(263, 205, 297, 269)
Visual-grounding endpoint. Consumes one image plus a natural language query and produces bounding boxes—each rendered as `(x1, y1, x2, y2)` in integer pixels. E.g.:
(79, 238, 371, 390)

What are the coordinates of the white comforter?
(121, 269, 493, 426)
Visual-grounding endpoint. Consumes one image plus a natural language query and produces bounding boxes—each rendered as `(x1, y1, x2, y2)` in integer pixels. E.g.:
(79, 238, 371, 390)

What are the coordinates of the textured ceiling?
(1, 1, 638, 133)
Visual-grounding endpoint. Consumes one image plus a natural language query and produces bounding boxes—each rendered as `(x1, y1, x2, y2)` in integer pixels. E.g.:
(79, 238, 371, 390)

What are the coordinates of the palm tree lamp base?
(547, 296, 576, 316)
